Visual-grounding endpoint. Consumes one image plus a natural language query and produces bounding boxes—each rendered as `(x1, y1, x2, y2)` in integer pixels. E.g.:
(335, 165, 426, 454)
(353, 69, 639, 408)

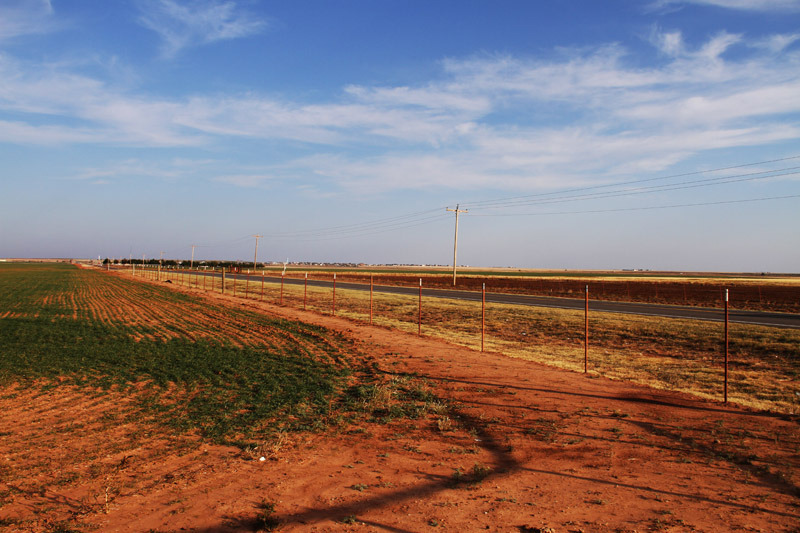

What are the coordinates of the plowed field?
(1, 264, 798, 532)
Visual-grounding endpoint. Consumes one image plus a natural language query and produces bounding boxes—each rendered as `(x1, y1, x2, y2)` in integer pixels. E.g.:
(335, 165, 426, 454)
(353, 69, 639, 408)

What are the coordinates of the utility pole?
(446, 204, 468, 286)
(190, 245, 196, 269)
(252, 234, 263, 270)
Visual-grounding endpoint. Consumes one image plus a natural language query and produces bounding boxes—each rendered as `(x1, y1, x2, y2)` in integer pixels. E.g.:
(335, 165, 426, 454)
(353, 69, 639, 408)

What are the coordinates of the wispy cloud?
(653, 0, 800, 11)
(751, 33, 800, 52)
(137, 0, 267, 58)
(0, 0, 55, 41)
(69, 158, 215, 183)
(1, 30, 799, 193)
(212, 173, 278, 188)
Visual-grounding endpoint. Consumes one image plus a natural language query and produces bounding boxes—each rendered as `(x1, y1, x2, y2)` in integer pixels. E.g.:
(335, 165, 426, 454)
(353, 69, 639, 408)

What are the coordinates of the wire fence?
(115, 264, 800, 415)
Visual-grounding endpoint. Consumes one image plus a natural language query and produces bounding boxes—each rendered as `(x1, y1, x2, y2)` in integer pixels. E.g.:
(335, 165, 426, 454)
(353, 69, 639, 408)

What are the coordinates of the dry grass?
(138, 270, 800, 415)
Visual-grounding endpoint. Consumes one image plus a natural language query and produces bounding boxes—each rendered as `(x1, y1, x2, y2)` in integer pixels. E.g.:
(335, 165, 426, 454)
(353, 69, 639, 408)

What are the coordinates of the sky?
(1, 0, 799, 271)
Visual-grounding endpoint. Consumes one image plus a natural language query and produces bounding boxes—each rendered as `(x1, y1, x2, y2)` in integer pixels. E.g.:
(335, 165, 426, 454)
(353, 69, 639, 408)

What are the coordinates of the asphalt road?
(200, 272, 800, 329)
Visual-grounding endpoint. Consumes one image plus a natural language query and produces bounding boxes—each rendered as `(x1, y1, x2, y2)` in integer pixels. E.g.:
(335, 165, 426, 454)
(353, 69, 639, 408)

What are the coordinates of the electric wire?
(262, 207, 447, 238)
(460, 154, 800, 209)
(181, 153, 800, 250)
(283, 213, 451, 242)
(193, 235, 253, 248)
(464, 167, 800, 210)
(469, 194, 800, 217)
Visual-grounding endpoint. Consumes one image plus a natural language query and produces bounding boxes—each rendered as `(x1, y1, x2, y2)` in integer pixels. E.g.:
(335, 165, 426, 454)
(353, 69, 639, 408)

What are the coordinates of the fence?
(116, 264, 800, 415)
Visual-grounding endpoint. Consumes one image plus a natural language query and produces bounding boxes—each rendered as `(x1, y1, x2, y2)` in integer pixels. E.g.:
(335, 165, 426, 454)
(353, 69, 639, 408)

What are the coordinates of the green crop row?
(0, 263, 364, 444)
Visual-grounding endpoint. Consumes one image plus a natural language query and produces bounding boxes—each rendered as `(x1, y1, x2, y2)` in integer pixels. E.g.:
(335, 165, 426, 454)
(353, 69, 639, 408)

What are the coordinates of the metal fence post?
(418, 278, 422, 336)
(724, 289, 729, 404)
(584, 284, 589, 373)
(482, 282, 485, 352)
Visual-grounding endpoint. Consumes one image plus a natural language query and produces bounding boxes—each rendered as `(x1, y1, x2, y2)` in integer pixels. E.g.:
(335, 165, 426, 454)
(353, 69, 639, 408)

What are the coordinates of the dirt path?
(2, 278, 799, 532)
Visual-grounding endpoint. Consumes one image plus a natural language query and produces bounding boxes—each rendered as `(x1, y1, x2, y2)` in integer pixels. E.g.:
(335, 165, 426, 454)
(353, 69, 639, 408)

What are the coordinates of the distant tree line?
(104, 258, 263, 268)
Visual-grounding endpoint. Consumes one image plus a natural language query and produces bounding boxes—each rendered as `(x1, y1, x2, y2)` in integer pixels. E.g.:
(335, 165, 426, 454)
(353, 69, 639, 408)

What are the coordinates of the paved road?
(197, 272, 800, 329)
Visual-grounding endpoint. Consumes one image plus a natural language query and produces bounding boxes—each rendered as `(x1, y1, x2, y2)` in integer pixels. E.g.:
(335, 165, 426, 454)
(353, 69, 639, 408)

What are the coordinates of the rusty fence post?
(332, 273, 336, 316)
(304, 273, 308, 310)
(418, 278, 422, 336)
(724, 288, 729, 404)
(584, 284, 589, 374)
(481, 283, 486, 352)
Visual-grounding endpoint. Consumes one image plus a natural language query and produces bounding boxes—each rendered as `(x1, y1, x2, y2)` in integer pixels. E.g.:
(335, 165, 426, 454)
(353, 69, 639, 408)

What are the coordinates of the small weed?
(525, 418, 559, 442)
(350, 483, 369, 492)
(471, 463, 492, 480)
(340, 515, 360, 524)
(44, 522, 81, 533)
(254, 499, 280, 532)
(437, 416, 453, 432)
(447, 446, 479, 454)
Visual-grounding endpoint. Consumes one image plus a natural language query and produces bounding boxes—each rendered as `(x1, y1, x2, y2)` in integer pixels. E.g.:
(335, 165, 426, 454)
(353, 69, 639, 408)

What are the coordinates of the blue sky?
(1, 0, 799, 271)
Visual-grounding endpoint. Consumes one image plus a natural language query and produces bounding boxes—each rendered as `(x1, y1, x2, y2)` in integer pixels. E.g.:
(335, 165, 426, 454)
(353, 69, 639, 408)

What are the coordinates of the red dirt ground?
(1, 283, 799, 532)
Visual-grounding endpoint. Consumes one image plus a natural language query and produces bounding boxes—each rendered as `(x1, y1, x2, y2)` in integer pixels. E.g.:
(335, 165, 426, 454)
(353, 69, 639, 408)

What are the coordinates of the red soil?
(1, 280, 798, 532)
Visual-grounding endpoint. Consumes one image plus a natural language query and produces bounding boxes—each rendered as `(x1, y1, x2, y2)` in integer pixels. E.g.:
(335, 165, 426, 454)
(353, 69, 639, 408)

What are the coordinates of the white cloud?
(1, 30, 799, 193)
(69, 158, 212, 182)
(212, 174, 277, 187)
(654, 0, 800, 11)
(0, 119, 99, 144)
(137, 0, 267, 57)
(0, 0, 55, 41)
(751, 33, 800, 52)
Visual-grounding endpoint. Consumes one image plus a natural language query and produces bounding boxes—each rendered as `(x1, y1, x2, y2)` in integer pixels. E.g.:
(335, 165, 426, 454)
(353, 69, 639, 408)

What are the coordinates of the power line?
(465, 167, 800, 211)
(261, 207, 447, 239)
(171, 153, 799, 253)
(194, 235, 253, 248)
(278, 212, 451, 242)
(460, 153, 800, 209)
(468, 193, 800, 217)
